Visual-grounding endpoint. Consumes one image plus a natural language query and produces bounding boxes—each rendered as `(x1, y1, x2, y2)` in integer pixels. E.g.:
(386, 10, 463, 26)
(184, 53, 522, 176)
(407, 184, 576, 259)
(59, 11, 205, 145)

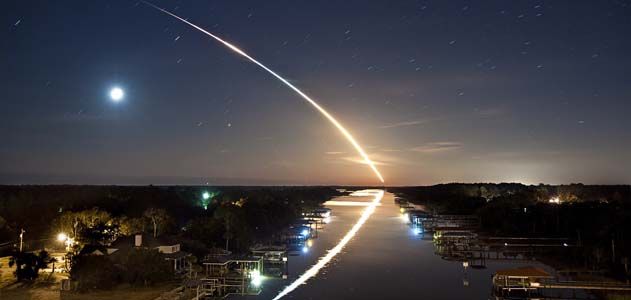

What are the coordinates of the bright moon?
(109, 87, 124, 102)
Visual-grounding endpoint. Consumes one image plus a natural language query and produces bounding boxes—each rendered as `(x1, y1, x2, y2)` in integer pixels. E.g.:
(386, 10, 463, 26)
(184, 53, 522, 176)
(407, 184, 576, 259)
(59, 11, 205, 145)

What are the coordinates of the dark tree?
(69, 255, 118, 291)
(123, 248, 172, 286)
(9, 249, 54, 281)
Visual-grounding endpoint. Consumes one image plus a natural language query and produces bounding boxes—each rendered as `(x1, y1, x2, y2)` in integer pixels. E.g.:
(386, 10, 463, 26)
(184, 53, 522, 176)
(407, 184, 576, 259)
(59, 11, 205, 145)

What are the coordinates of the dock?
(493, 266, 631, 298)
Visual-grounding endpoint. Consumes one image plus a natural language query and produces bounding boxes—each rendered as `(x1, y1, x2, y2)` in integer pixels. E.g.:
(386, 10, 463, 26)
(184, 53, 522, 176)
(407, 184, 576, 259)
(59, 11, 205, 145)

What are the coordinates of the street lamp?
(57, 233, 68, 242)
(19, 229, 25, 252)
(57, 232, 74, 251)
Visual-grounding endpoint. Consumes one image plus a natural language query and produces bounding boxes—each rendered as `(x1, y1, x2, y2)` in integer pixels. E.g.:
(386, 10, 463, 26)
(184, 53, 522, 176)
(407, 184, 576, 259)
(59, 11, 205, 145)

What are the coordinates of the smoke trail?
(142, 1, 385, 183)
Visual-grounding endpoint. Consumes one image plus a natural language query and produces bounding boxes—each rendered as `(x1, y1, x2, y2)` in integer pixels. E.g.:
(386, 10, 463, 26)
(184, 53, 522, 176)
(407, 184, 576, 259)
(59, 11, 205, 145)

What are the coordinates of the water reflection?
(272, 190, 384, 300)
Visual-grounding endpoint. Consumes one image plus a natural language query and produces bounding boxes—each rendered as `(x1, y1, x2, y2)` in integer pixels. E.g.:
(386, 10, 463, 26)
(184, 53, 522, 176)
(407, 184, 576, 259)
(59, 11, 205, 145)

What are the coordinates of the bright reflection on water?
(272, 189, 384, 300)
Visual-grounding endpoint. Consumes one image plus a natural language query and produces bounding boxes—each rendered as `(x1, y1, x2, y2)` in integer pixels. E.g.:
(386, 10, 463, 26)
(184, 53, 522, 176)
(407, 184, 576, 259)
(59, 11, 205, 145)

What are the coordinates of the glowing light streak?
(272, 189, 384, 300)
(142, 1, 384, 183)
(324, 200, 382, 207)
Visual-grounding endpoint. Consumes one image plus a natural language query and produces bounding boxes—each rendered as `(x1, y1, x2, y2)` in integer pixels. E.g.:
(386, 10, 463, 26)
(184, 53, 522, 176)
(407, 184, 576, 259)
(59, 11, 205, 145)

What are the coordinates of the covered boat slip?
(195, 257, 263, 298)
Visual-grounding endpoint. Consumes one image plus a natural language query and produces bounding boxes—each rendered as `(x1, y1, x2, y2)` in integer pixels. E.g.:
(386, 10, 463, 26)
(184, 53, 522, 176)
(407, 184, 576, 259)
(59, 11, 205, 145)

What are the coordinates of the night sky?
(2, 1, 630, 185)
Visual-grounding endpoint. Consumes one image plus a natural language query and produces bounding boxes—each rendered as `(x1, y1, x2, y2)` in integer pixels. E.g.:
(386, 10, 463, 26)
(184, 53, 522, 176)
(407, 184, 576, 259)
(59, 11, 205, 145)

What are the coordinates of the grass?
(1, 256, 177, 300)
(60, 284, 178, 300)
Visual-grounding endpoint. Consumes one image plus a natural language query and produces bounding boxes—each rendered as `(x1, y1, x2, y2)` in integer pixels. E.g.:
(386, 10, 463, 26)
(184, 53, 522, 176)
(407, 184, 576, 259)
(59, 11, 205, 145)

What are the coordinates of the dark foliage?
(122, 248, 172, 286)
(69, 255, 118, 291)
(0, 185, 339, 250)
(8, 249, 53, 281)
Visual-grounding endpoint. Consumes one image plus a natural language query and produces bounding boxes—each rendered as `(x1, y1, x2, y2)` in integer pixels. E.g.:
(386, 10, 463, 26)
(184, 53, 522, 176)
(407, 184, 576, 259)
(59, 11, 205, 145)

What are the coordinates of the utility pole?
(19, 228, 25, 252)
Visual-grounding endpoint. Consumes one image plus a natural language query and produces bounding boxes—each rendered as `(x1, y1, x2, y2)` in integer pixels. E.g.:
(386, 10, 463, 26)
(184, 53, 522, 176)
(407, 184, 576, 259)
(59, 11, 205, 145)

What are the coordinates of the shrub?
(123, 248, 172, 286)
(9, 250, 53, 281)
(70, 255, 118, 291)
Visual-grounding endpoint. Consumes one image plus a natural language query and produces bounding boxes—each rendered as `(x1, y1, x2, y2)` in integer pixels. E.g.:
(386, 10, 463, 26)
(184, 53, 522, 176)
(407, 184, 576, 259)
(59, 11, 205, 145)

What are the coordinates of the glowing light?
(413, 227, 422, 235)
(323, 216, 331, 224)
(57, 233, 68, 242)
(301, 229, 310, 237)
(350, 190, 380, 197)
(400, 207, 405, 213)
(301, 246, 309, 254)
(401, 213, 409, 222)
(109, 87, 124, 102)
(325, 200, 381, 207)
(142, 1, 385, 183)
(201, 191, 216, 210)
(273, 190, 384, 300)
(307, 239, 314, 248)
(549, 196, 561, 204)
(250, 269, 262, 287)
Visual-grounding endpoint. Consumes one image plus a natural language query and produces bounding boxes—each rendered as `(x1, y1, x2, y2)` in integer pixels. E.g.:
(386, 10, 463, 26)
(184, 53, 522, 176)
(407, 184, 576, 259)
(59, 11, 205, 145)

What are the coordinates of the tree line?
(0, 185, 340, 289)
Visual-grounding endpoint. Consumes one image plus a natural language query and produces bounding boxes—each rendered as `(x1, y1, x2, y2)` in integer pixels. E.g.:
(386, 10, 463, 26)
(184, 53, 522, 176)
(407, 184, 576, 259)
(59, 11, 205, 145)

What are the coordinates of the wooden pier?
(493, 266, 631, 298)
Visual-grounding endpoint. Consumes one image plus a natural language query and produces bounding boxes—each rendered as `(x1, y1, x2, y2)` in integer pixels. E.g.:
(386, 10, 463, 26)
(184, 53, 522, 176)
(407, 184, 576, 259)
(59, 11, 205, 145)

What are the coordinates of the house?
(109, 234, 191, 272)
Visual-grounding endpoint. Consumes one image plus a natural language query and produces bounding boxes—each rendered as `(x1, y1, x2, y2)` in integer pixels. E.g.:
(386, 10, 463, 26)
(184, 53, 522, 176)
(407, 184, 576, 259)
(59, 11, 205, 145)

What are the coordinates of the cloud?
(411, 142, 463, 153)
(328, 152, 415, 167)
(378, 119, 430, 129)
(339, 156, 392, 166)
(325, 152, 399, 167)
(325, 151, 346, 155)
(380, 148, 402, 152)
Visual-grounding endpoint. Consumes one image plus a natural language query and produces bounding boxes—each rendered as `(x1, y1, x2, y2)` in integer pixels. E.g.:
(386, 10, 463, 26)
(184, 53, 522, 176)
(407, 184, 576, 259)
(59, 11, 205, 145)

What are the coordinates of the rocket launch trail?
(142, 1, 385, 183)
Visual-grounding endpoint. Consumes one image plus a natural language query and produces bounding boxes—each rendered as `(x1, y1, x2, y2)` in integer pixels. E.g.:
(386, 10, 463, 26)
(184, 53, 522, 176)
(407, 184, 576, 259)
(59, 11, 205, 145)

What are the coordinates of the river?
(241, 189, 551, 300)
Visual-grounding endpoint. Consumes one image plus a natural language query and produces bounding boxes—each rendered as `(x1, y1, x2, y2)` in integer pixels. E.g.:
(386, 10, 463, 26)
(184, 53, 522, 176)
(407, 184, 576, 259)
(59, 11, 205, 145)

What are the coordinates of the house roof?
(495, 266, 553, 278)
(78, 244, 108, 256)
(163, 251, 191, 259)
